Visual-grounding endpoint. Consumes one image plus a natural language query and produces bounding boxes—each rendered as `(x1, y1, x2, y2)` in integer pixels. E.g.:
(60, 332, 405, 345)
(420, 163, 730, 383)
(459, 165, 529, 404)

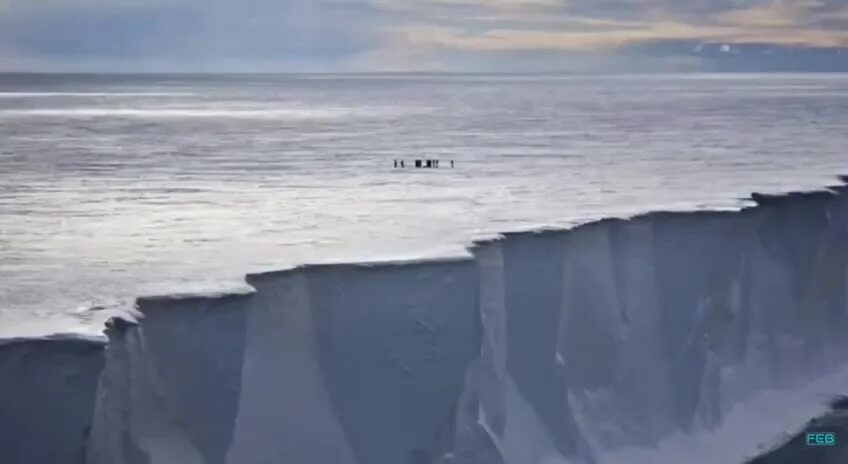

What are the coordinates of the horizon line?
(3, 70, 848, 76)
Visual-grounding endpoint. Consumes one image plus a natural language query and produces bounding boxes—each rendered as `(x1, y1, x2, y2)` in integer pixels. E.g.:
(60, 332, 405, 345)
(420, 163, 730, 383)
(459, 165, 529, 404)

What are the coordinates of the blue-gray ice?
(3, 182, 848, 464)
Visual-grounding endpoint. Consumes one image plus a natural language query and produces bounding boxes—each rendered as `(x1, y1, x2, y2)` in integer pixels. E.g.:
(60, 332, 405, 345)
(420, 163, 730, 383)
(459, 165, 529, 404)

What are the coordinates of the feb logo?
(806, 432, 836, 447)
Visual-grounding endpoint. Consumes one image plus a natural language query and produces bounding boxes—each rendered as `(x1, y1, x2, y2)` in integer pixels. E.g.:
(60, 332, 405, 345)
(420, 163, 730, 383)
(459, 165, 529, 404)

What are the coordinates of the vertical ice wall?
(302, 260, 479, 464)
(455, 188, 848, 464)
(4, 184, 847, 464)
(0, 335, 104, 464)
(87, 259, 480, 464)
(225, 271, 358, 464)
(86, 294, 249, 464)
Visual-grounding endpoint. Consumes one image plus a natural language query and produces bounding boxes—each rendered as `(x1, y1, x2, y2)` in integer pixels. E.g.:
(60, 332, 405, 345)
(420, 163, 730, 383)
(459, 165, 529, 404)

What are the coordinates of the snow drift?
(3, 182, 848, 464)
(747, 395, 848, 464)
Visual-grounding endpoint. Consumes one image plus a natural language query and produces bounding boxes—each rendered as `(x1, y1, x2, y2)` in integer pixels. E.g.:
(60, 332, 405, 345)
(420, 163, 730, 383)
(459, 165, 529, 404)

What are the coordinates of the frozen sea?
(1, 73, 847, 336)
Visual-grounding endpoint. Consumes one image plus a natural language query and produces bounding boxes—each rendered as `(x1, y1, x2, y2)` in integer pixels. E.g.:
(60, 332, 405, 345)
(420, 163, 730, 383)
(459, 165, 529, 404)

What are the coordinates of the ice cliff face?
(87, 260, 481, 464)
(466, 188, 848, 464)
(0, 335, 104, 464)
(3, 183, 848, 464)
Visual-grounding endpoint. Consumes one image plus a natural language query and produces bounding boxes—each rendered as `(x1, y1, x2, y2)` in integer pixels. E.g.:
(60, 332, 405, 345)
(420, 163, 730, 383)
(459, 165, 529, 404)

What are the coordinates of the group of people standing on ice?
(394, 159, 454, 168)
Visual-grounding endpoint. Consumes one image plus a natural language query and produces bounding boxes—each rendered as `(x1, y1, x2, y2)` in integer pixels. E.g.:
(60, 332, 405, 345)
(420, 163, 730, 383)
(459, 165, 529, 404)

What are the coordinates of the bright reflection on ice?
(1, 73, 847, 335)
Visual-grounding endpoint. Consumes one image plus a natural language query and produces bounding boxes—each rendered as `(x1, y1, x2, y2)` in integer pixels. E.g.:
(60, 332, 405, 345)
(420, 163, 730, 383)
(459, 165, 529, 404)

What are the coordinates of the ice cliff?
(2, 181, 848, 464)
(0, 335, 104, 464)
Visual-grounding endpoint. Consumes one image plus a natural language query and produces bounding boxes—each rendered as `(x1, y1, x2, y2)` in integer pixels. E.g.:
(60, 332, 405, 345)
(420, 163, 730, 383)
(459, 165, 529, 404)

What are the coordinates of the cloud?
(379, 0, 848, 50)
(0, 0, 382, 71)
(1, 0, 847, 72)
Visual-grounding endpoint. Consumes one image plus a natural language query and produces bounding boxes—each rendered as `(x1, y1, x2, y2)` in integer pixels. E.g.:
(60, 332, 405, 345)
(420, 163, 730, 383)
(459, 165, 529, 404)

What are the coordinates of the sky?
(0, 0, 847, 73)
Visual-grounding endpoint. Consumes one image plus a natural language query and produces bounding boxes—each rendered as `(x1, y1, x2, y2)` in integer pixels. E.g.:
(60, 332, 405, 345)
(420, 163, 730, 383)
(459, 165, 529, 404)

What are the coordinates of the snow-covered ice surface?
(2, 73, 848, 464)
(2, 73, 848, 336)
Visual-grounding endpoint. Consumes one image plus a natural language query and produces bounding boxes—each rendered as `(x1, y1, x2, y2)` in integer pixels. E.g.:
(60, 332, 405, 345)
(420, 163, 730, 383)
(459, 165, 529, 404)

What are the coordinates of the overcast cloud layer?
(1, 0, 847, 72)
